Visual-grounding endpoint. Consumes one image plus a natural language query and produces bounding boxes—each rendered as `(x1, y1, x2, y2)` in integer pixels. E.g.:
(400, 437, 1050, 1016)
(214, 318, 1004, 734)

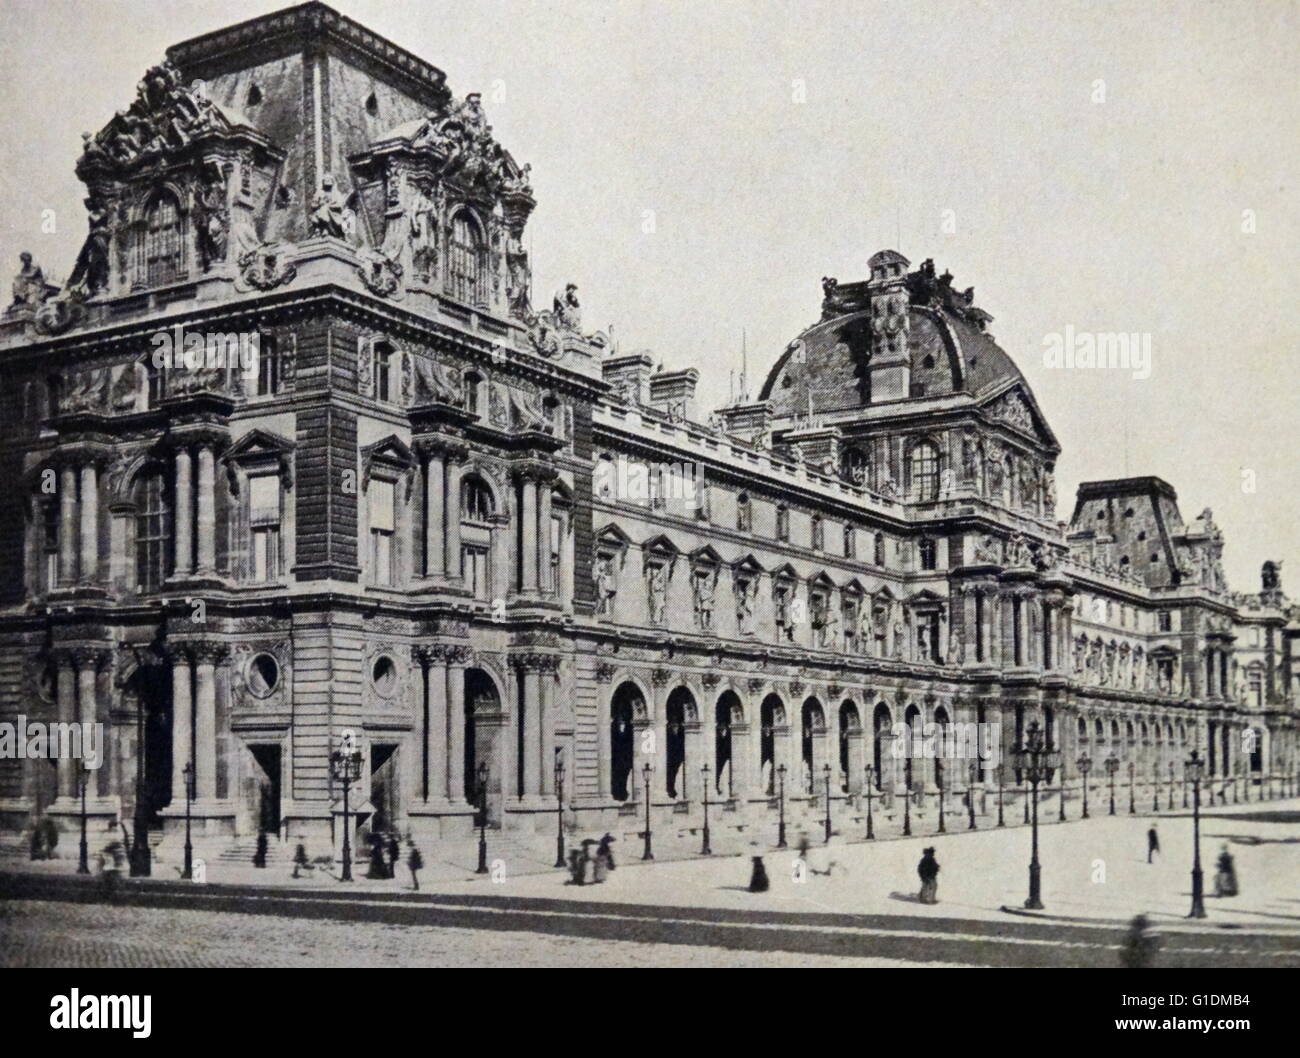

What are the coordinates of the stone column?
(520, 472, 539, 593)
(423, 646, 448, 801)
(55, 653, 76, 799)
(539, 479, 554, 594)
(596, 671, 612, 800)
(631, 717, 653, 803)
(446, 647, 468, 803)
(522, 661, 541, 798)
(193, 643, 223, 800)
(59, 464, 78, 586)
(78, 462, 98, 585)
(424, 449, 445, 578)
(540, 660, 556, 798)
(173, 448, 193, 577)
(74, 649, 101, 758)
(170, 647, 193, 804)
(444, 456, 465, 581)
(682, 719, 703, 801)
(196, 445, 216, 574)
(845, 728, 865, 794)
(559, 512, 574, 612)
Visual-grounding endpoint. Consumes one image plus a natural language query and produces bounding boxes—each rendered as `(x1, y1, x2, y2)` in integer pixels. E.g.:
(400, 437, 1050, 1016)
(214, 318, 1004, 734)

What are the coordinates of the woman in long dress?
(1214, 844, 1238, 897)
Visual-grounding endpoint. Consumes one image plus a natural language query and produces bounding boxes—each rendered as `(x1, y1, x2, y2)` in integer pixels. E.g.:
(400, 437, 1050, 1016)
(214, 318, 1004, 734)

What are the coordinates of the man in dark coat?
(917, 847, 940, 904)
(1147, 825, 1160, 864)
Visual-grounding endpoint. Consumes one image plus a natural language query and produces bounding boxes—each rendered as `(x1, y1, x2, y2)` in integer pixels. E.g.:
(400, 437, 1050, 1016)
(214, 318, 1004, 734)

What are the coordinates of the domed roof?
(758, 256, 1029, 417)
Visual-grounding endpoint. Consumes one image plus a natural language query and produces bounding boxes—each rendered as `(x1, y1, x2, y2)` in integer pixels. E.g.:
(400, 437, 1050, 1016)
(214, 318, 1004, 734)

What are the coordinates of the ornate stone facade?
(0, 4, 1294, 862)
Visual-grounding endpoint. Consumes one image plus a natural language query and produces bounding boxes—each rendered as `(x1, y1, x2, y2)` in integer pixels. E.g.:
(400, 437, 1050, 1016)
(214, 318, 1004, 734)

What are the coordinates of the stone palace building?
(0, 2, 1295, 861)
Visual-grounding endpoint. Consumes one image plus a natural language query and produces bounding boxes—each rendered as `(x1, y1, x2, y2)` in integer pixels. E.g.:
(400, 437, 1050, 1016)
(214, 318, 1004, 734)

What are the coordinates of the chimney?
(602, 350, 655, 405)
(648, 367, 699, 422)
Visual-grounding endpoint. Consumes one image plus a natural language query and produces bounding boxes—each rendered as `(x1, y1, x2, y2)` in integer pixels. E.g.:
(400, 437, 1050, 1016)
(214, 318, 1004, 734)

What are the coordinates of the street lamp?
(936, 765, 946, 834)
(864, 764, 876, 840)
(994, 764, 1006, 827)
(1105, 755, 1119, 815)
(1011, 720, 1061, 910)
(1057, 757, 1067, 823)
(182, 760, 195, 881)
(1168, 761, 1176, 810)
(777, 763, 788, 848)
(475, 761, 489, 874)
(823, 762, 832, 843)
(1127, 761, 1136, 815)
(1182, 759, 1189, 808)
(1151, 762, 1160, 812)
(903, 769, 913, 836)
(1078, 754, 1092, 819)
(77, 766, 90, 875)
(700, 763, 712, 855)
(553, 749, 566, 869)
(1021, 775, 1030, 825)
(966, 761, 978, 831)
(641, 762, 654, 861)
(1185, 750, 1207, 919)
(329, 747, 362, 882)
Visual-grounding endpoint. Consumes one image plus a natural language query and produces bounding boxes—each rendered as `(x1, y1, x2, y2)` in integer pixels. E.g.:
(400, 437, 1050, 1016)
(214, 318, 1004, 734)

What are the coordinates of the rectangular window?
(370, 478, 395, 585)
(1157, 610, 1171, 632)
(248, 474, 281, 582)
(42, 502, 59, 589)
(463, 544, 489, 600)
(374, 345, 392, 403)
(256, 335, 280, 397)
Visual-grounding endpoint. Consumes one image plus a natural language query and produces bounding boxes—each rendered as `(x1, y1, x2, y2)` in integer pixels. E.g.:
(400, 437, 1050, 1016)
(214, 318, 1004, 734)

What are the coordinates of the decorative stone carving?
(595, 555, 618, 616)
(356, 248, 404, 298)
(10, 252, 52, 308)
(236, 243, 297, 292)
(194, 164, 230, 271)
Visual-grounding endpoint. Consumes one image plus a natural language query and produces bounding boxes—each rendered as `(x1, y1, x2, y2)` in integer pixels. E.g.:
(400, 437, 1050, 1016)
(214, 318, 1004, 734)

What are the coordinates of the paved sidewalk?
(5, 798, 1297, 934)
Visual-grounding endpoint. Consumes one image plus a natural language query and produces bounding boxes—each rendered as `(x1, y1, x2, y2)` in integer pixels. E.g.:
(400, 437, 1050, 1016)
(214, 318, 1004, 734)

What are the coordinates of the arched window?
(463, 371, 482, 414)
(448, 211, 486, 305)
(843, 524, 855, 558)
(372, 341, 394, 403)
(810, 514, 823, 551)
(908, 441, 939, 501)
(873, 532, 885, 566)
(461, 477, 494, 522)
(141, 191, 186, 287)
(134, 468, 171, 592)
(256, 334, 280, 397)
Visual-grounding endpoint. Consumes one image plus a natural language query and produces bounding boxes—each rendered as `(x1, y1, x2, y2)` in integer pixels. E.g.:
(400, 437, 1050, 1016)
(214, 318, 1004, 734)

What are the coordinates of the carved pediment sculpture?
(236, 243, 297, 292)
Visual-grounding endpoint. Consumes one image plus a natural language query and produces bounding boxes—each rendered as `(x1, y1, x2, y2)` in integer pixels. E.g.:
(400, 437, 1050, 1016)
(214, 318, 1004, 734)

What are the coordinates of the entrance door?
(249, 745, 282, 835)
(370, 743, 400, 834)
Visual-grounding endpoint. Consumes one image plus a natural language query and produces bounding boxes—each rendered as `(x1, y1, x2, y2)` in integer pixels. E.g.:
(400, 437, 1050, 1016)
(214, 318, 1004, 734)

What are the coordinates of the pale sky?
(1, 0, 1296, 593)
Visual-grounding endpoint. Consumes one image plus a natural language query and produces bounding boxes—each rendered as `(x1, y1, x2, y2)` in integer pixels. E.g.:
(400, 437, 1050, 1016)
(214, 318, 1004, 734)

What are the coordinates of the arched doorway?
(716, 692, 741, 797)
(760, 694, 784, 794)
(873, 703, 892, 789)
(609, 682, 642, 801)
(801, 698, 825, 794)
(665, 687, 693, 799)
(464, 668, 499, 806)
(839, 700, 861, 792)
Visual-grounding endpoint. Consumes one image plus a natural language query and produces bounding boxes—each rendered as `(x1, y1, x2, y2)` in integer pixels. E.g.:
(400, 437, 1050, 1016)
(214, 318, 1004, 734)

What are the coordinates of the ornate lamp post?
(475, 761, 489, 874)
(822, 763, 832, 843)
(864, 764, 875, 840)
(1182, 759, 1189, 808)
(936, 765, 946, 834)
(1078, 754, 1092, 819)
(77, 766, 90, 875)
(1185, 750, 1207, 919)
(1021, 775, 1030, 824)
(1127, 761, 1136, 814)
(1168, 761, 1176, 810)
(182, 760, 195, 881)
(1105, 755, 1119, 815)
(700, 763, 712, 855)
(641, 762, 654, 861)
(1012, 721, 1061, 910)
(994, 764, 1006, 827)
(1151, 761, 1160, 812)
(329, 746, 362, 882)
(776, 763, 788, 848)
(1057, 757, 1067, 823)
(903, 769, 913, 836)
(966, 761, 978, 831)
(554, 750, 566, 868)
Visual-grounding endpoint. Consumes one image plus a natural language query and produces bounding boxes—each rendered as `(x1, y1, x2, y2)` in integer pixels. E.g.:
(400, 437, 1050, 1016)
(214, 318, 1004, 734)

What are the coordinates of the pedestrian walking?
(407, 841, 424, 891)
(597, 833, 617, 872)
(917, 846, 940, 904)
(386, 833, 401, 877)
(796, 829, 810, 862)
(1147, 825, 1160, 863)
(292, 843, 309, 878)
(748, 855, 770, 892)
(1214, 844, 1238, 897)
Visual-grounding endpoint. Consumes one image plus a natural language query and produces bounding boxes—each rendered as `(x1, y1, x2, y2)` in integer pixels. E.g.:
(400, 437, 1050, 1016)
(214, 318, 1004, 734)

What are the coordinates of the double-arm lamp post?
(1078, 753, 1092, 819)
(1186, 749, 1207, 919)
(329, 746, 362, 882)
(1012, 721, 1061, 910)
(1105, 755, 1119, 815)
